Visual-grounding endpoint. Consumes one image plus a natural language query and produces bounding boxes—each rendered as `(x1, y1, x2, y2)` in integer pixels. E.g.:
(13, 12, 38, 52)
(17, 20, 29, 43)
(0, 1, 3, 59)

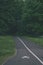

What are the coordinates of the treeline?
(0, 0, 43, 35)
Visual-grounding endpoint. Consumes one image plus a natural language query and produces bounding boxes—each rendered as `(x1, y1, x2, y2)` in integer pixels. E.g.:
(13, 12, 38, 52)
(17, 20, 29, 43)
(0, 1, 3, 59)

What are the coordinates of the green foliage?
(21, 0, 43, 35)
(0, 0, 43, 35)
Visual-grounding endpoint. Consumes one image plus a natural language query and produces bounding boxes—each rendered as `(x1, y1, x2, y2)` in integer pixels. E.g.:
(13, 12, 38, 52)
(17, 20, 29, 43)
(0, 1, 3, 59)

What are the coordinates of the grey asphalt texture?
(3, 36, 43, 65)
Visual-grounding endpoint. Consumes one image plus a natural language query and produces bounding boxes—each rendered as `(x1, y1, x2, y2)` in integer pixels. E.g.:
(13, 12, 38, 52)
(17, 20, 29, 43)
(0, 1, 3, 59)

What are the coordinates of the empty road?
(3, 37, 43, 65)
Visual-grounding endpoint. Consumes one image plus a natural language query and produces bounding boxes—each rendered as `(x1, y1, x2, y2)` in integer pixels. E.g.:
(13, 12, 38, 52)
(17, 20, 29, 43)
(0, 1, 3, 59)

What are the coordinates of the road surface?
(3, 36, 43, 65)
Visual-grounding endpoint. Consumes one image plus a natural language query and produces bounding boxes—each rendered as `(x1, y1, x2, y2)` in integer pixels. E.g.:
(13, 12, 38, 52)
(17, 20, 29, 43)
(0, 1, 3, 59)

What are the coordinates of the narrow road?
(3, 37, 43, 65)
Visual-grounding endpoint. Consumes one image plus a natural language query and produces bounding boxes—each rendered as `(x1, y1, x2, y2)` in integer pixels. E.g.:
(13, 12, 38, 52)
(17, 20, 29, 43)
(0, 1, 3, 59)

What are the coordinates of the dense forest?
(0, 0, 43, 36)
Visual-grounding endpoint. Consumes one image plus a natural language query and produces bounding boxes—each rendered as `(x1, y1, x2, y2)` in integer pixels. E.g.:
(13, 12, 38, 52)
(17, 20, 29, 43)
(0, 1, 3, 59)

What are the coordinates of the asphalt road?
(3, 36, 43, 65)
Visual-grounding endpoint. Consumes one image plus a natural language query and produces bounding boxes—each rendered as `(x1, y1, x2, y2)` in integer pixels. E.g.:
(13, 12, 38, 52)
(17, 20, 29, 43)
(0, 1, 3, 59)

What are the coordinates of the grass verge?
(0, 36, 15, 65)
(25, 36, 43, 46)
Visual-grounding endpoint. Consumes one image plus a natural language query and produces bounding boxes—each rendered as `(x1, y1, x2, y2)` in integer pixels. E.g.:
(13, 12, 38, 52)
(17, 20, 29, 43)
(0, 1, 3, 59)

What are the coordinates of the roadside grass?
(25, 36, 43, 46)
(0, 36, 15, 65)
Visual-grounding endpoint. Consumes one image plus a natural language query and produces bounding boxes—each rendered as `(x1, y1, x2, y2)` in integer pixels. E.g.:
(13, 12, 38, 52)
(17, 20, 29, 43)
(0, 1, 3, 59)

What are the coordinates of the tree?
(21, 0, 43, 35)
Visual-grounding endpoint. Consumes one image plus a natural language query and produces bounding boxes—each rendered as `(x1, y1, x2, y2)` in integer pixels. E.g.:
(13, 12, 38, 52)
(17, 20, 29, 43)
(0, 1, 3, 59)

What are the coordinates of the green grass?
(0, 36, 15, 65)
(25, 36, 43, 46)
